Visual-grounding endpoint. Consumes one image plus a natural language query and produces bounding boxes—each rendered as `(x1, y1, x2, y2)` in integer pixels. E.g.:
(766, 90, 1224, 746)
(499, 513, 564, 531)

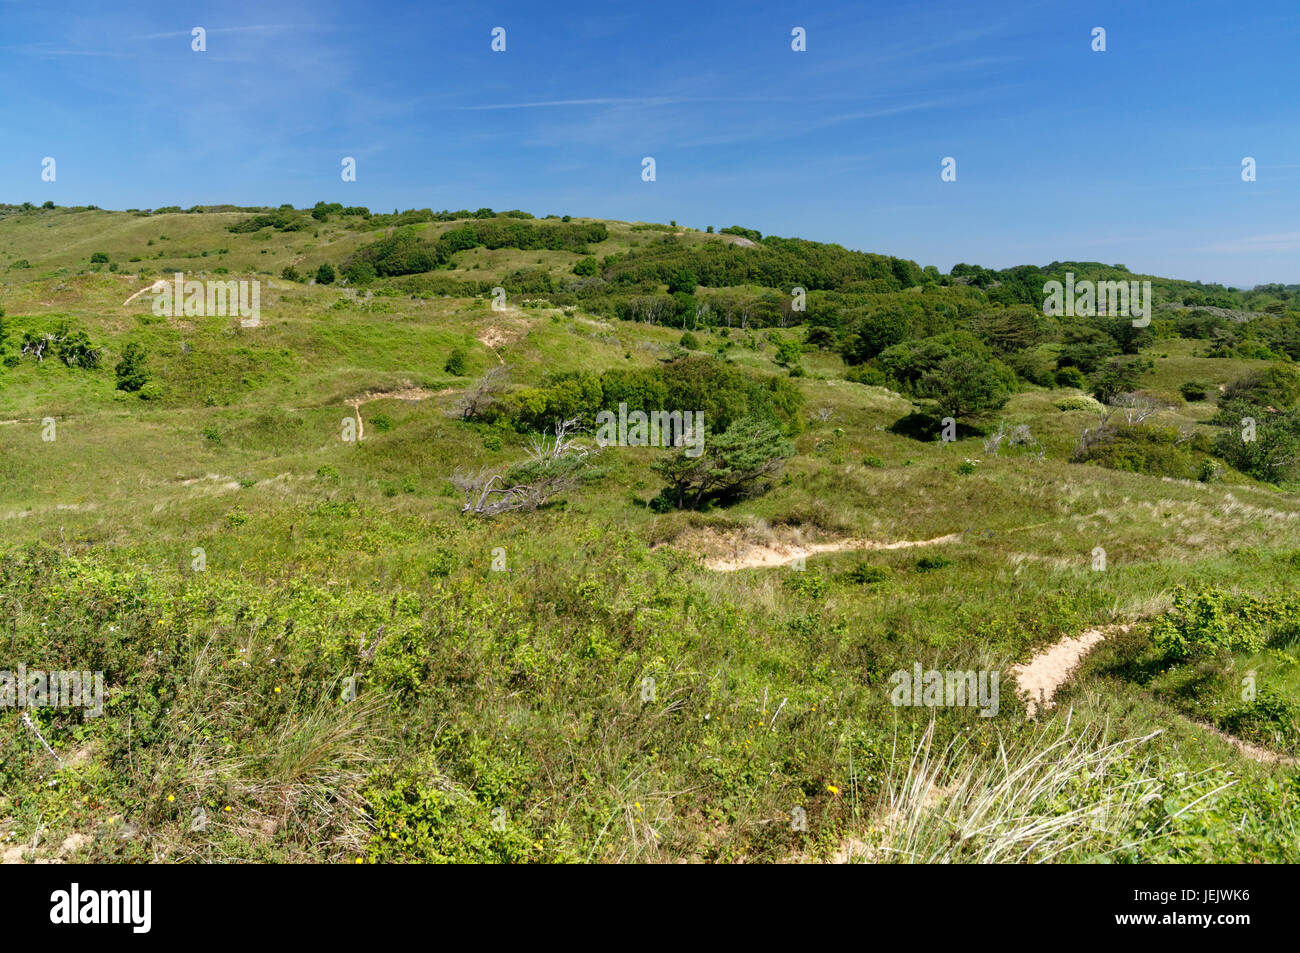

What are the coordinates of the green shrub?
(502, 355, 802, 436)
(1057, 327, 1120, 374)
(1006, 350, 1056, 386)
(915, 555, 953, 572)
(227, 209, 310, 233)
(444, 348, 467, 376)
(1074, 423, 1201, 479)
(840, 306, 911, 364)
(1055, 394, 1104, 412)
(773, 338, 802, 367)
(845, 364, 886, 386)
(114, 342, 148, 392)
(1151, 587, 1299, 661)
(1088, 357, 1152, 404)
(1212, 411, 1300, 483)
(784, 571, 828, 598)
(651, 416, 794, 509)
(1222, 363, 1300, 410)
(427, 549, 457, 577)
(844, 564, 889, 585)
(920, 354, 1012, 418)
(1180, 380, 1210, 401)
(362, 766, 534, 863)
(1219, 687, 1300, 751)
(343, 261, 377, 285)
(56, 329, 101, 369)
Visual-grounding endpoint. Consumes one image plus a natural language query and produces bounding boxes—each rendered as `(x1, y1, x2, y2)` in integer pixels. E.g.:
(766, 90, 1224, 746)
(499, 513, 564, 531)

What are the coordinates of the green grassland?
(1, 204, 1298, 863)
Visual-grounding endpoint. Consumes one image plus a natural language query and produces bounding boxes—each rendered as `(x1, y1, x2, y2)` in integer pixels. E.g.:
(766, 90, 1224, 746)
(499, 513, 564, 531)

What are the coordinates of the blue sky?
(3, 0, 1299, 287)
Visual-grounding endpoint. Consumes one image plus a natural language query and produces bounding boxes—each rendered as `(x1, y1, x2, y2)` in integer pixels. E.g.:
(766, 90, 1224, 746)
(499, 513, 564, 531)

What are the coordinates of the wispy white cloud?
(130, 24, 305, 40)
(458, 97, 690, 111)
(0, 45, 127, 56)
(2, 23, 308, 57)
(457, 96, 795, 111)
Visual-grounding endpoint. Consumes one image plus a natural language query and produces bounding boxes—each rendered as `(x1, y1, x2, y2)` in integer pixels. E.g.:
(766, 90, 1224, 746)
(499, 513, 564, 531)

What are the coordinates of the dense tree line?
(473, 355, 803, 436)
(599, 236, 924, 293)
(341, 220, 608, 281)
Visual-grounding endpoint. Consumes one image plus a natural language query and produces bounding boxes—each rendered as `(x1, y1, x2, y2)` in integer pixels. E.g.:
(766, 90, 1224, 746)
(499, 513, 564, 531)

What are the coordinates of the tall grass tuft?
(870, 713, 1232, 863)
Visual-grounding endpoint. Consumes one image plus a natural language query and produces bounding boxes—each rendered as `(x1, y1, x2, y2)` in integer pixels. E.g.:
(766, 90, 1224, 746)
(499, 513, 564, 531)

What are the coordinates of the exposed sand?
(700, 533, 959, 572)
(120, 278, 169, 307)
(1009, 625, 1128, 718)
(1197, 722, 1298, 766)
(1011, 624, 1295, 765)
(344, 386, 436, 440)
(477, 309, 531, 362)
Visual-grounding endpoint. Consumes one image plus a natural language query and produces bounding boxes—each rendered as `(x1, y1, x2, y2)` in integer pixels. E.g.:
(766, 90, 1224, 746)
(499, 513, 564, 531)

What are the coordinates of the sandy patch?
(1009, 625, 1128, 718)
(716, 233, 759, 248)
(121, 278, 169, 308)
(2, 502, 100, 520)
(2, 831, 91, 865)
(477, 309, 531, 362)
(343, 385, 435, 441)
(685, 530, 959, 572)
(479, 327, 514, 350)
(1011, 625, 1296, 765)
(345, 387, 436, 405)
(177, 473, 242, 492)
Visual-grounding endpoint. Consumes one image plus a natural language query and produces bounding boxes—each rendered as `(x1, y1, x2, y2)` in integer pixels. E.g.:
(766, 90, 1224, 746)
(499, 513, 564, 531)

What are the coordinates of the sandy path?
(1010, 624, 1296, 766)
(344, 387, 436, 441)
(704, 533, 959, 572)
(1009, 625, 1128, 718)
(1197, 722, 1298, 766)
(826, 621, 1292, 864)
(120, 279, 169, 307)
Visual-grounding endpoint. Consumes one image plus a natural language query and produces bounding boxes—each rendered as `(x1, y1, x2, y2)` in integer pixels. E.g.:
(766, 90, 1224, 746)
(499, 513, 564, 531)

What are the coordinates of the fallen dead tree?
(453, 417, 598, 516)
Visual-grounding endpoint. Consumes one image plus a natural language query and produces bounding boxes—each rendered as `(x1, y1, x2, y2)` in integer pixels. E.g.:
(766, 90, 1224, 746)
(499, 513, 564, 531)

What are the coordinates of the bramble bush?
(1152, 587, 1300, 661)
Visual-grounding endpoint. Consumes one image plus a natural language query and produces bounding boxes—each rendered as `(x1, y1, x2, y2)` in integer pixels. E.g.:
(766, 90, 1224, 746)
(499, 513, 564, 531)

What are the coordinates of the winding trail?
(827, 620, 1295, 863)
(1009, 625, 1129, 718)
(1197, 722, 1298, 766)
(703, 533, 960, 572)
(120, 279, 169, 308)
(1010, 624, 1297, 766)
(343, 387, 436, 441)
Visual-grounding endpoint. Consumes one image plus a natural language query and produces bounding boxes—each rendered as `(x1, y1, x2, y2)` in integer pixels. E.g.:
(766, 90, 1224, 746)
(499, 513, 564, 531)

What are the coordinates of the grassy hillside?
(1, 204, 1298, 863)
